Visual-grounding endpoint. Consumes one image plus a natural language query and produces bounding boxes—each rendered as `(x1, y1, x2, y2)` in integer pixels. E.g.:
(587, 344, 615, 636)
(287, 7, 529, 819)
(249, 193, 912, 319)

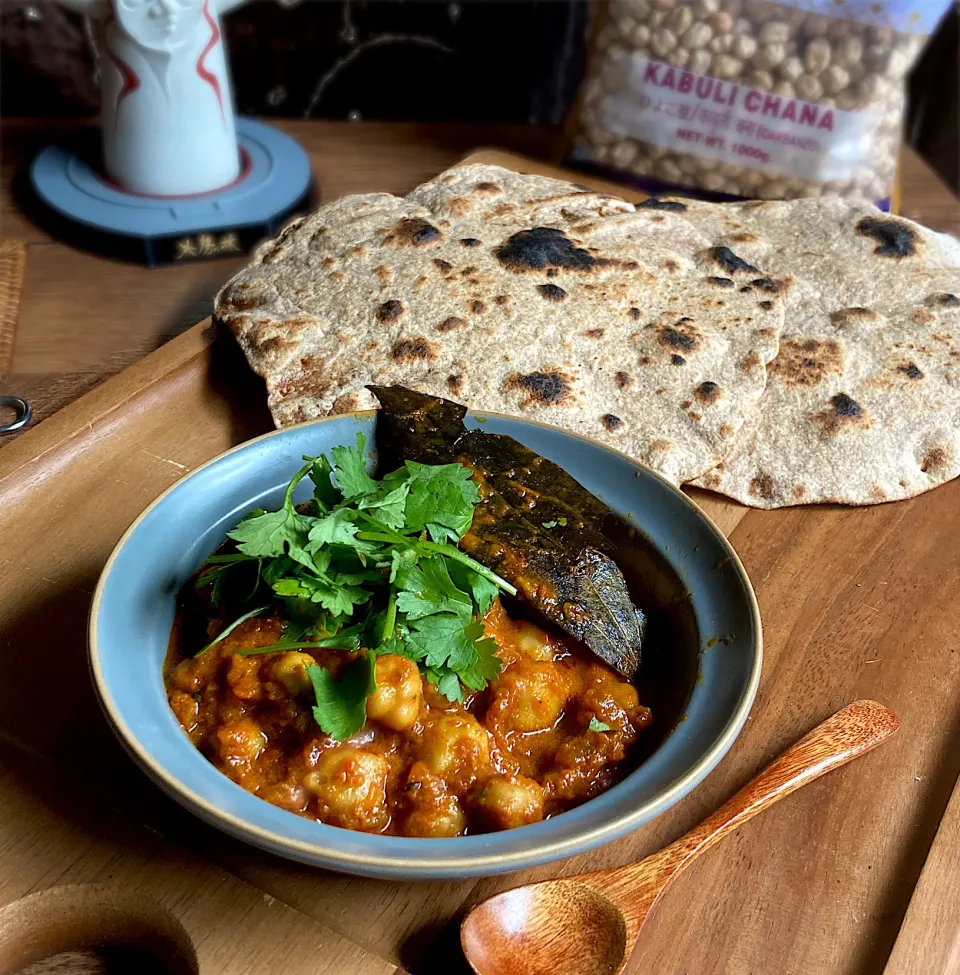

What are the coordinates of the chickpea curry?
(165, 385, 653, 837)
(166, 600, 651, 835)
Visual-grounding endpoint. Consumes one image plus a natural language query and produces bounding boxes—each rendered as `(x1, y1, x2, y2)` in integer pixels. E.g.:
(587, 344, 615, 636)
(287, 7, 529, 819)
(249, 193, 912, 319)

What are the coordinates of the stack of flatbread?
(216, 163, 960, 508)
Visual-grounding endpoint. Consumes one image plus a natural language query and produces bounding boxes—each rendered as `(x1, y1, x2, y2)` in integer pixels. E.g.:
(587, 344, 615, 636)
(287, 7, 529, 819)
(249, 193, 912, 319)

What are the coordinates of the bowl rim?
(89, 408, 762, 872)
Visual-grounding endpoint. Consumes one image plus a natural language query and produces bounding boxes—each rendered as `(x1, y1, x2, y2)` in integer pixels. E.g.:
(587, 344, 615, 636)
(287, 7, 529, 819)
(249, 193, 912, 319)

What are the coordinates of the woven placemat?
(0, 239, 27, 381)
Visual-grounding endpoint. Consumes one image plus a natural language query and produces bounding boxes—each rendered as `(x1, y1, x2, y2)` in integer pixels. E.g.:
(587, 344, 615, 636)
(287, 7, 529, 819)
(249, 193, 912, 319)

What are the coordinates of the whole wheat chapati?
(676, 197, 960, 506)
(215, 164, 783, 484)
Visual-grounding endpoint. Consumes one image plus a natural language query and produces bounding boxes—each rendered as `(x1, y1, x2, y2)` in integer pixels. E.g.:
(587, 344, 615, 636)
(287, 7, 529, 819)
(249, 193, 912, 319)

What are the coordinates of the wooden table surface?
(2, 120, 960, 975)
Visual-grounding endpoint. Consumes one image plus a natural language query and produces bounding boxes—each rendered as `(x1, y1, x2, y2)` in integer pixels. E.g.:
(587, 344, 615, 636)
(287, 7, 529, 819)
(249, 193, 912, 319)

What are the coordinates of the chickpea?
(650, 27, 678, 57)
(794, 73, 823, 101)
(688, 49, 713, 74)
(681, 22, 712, 50)
(216, 717, 266, 766)
(730, 33, 756, 60)
(756, 20, 788, 44)
(269, 651, 315, 697)
(366, 654, 422, 732)
(420, 713, 492, 786)
(753, 42, 785, 70)
(778, 56, 803, 83)
(665, 4, 692, 33)
(511, 618, 561, 662)
(711, 54, 742, 78)
(707, 10, 732, 35)
(304, 746, 390, 831)
(708, 33, 734, 53)
(804, 37, 831, 74)
(471, 775, 545, 831)
(403, 795, 466, 837)
(630, 23, 651, 47)
(487, 662, 571, 735)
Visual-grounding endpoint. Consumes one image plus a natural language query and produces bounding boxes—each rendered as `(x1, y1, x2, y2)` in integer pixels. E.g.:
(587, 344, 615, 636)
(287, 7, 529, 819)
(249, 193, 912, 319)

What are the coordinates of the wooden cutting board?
(1, 151, 958, 975)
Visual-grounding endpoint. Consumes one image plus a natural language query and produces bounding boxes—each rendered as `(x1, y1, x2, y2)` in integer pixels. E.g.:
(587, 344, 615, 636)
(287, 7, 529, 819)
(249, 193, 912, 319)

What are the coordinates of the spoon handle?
(614, 699, 900, 889)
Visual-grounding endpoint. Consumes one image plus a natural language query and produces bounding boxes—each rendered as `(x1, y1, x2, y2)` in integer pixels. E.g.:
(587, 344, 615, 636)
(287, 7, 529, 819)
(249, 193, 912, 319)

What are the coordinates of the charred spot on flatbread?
(921, 445, 952, 474)
(768, 338, 843, 386)
(898, 362, 924, 380)
(601, 413, 623, 431)
(447, 373, 464, 395)
(474, 181, 502, 194)
(855, 216, 918, 258)
(829, 307, 877, 327)
(508, 370, 575, 407)
(447, 198, 472, 216)
(705, 276, 735, 288)
(811, 393, 871, 436)
(392, 337, 435, 362)
(926, 292, 960, 308)
(495, 227, 609, 273)
(628, 307, 641, 320)
(437, 316, 467, 333)
(758, 300, 775, 310)
(748, 473, 775, 500)
(220, 292, 267, 312)
(584, 328, 605, 339)
(695, 381, 721, 404)
(433, 259, 453, 272)
(637, 197, 687, 212)
(750, 278, 779, 293)
(376, 299, 404, 323)
(460, 238, 482, 247)
(538, 283, 567, 301)
(469, 299, 486, 314)
(658, 319, 700, 353)
(615, 371, 632, 389)
(383, 218, 442, 247)
(671, 354, 686, 365)
(707, 246, 759, 275)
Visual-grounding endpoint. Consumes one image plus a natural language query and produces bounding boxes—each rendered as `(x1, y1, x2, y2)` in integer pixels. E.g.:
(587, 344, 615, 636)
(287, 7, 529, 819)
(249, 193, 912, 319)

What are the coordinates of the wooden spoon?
(461, 699, 899, 975)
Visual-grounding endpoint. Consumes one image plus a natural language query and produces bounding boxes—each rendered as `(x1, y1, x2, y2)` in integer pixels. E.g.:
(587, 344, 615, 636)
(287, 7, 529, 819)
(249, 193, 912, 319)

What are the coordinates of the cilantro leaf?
(447, 561, 498, 616)
(588, 717, 612, 733)
(458, 632, 502, 691)
(428, 666, 466, 703)
(305, 453, 341, 507)
(227, 506, 310, 559)
(402, 461, 479, 539)
(331, 433, 378, 499)
(271, 575, 369, 618)
(307, 508, 361, 548)
(306, 653, 376, 740)
(406, 615, 487, 671)
(395, 555, 472, 622)
(357, 481, 410, 530)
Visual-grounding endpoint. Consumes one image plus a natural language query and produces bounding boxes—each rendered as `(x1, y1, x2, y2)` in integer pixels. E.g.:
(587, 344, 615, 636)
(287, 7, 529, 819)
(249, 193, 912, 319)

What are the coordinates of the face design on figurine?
(116, 0, 204, 51)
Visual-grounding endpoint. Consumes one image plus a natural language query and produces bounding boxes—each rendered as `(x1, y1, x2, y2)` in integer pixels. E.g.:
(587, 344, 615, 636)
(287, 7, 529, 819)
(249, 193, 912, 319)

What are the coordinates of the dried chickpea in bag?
(569, 0, 952, 209)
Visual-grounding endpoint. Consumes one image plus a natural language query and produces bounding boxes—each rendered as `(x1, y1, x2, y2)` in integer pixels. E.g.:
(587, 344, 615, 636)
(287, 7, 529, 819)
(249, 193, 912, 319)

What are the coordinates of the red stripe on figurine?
(196, 0, 225, 122)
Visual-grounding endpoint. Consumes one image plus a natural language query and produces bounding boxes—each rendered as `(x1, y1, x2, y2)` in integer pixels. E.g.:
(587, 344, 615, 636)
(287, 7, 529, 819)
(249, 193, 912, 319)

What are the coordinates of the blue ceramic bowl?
(90, 411, 761, 879)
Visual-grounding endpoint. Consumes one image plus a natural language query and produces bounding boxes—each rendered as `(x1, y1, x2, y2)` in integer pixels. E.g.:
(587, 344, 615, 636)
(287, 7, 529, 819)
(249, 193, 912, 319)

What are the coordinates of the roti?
(215, 164, 782, 484)
(677, 197, 960, 506)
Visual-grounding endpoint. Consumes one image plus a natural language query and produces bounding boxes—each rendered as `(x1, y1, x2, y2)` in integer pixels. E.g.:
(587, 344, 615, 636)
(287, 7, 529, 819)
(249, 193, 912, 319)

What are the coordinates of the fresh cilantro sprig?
(193, 432, 515, 738)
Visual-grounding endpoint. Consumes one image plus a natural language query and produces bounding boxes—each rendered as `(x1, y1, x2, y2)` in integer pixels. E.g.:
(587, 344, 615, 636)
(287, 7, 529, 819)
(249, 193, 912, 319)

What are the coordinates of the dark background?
(0, 0, 956, 191)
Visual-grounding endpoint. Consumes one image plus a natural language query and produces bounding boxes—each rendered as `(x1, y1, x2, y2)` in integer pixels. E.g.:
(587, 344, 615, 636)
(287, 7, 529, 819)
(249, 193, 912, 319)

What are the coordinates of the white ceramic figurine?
(55, 0, 247, 196)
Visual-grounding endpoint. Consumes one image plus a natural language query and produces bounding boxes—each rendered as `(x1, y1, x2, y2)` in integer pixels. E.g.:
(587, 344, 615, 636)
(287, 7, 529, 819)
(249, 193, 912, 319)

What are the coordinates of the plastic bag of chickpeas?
(568, 0, 953, 210)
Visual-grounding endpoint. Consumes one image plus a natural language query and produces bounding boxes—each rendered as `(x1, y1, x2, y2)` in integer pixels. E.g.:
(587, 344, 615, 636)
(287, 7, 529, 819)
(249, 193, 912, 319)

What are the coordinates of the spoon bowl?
(462, 700, 900, 975)
(461, 880, 627, 975)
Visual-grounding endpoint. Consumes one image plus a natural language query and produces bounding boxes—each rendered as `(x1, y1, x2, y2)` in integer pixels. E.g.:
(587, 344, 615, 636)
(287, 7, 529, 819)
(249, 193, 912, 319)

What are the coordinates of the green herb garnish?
(588, 717, 612, 733)
(194, 433, 516, 737)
